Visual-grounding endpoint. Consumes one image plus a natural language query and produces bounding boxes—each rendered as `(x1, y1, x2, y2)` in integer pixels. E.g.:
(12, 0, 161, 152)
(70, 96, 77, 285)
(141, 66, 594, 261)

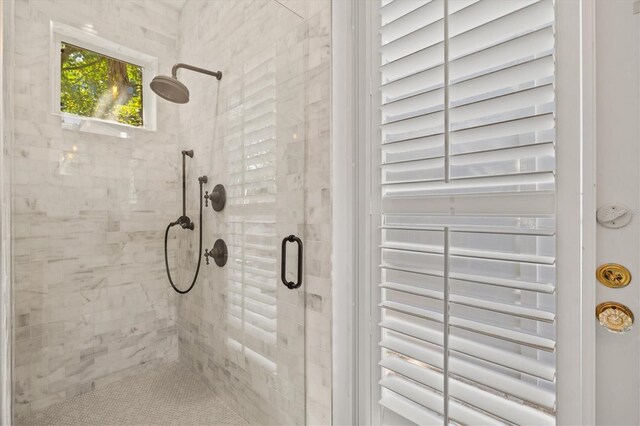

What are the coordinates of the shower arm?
(171, 63, 222, 81)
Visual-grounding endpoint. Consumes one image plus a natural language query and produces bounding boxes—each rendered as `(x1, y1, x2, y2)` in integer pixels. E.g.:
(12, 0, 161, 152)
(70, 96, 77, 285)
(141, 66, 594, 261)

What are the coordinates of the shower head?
(150, 76, 190, 104)
(150, 63, 222, 104)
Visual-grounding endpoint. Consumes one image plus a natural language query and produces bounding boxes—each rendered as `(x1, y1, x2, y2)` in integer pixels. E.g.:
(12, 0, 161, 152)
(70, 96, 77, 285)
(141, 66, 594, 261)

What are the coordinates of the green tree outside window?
(61, 42, 143, 127)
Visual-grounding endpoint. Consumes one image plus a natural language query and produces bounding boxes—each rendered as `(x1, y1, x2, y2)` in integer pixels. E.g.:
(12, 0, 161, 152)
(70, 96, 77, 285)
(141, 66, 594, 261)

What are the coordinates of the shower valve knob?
(204, 184, 226, 212)
(205, 190, 220, 203)
(204, 239, 228, 267)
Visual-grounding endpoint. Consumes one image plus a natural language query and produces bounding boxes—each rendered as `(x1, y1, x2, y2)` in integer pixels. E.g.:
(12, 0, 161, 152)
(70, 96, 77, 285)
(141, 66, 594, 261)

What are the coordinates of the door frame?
(555, 0, 597, 423)
(331, 0, 359, 424)
(0, 0, 13, 423)
(0, 1, 14, 424)
(331, 0, 597, 424)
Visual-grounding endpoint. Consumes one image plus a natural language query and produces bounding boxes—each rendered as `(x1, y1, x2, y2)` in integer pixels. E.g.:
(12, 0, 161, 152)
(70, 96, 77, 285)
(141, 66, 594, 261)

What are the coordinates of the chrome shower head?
(150, 63, 222, 104)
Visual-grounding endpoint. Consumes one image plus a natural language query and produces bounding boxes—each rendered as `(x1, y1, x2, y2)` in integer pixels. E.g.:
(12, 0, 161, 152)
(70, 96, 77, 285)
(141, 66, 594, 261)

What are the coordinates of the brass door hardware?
(596, 302, 634, 334)
(596, 263, 632, 288)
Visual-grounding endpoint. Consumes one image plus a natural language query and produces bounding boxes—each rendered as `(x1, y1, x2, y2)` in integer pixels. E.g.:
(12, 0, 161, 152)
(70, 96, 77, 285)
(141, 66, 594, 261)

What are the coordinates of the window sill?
(58, 113, 155, 139)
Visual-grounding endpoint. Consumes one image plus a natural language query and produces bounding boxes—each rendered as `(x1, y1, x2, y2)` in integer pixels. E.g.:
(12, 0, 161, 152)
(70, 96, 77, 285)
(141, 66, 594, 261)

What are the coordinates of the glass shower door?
(224, 20, 308, 425)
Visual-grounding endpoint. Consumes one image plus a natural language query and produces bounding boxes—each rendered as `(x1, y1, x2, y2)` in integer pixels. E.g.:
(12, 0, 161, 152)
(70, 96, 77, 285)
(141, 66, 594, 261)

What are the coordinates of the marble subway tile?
(12, 0, 181, 419)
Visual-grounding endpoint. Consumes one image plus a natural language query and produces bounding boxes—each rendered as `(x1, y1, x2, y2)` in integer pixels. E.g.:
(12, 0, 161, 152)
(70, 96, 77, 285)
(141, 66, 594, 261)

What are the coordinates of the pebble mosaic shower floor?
(17, 363, 248, 426)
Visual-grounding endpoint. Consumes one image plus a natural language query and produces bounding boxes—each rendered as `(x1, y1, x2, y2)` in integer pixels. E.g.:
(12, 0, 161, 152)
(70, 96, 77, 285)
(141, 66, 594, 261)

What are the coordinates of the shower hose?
(163, 177, 205, 294)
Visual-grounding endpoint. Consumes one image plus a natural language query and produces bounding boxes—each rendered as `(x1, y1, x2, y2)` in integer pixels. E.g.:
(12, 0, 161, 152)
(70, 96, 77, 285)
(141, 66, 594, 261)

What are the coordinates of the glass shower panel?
(224, 25, 307, 426)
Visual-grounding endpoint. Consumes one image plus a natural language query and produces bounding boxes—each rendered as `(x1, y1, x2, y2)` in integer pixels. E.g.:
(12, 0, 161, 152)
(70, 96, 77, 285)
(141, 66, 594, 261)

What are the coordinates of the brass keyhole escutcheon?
(596, 263, 631, 288)
(596, 302, 634, 334)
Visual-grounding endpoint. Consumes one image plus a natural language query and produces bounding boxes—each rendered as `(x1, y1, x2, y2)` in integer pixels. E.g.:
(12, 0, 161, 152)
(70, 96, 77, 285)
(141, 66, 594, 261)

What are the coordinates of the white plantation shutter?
(226, 55, 278, 373)
(376, 0, 556, 424)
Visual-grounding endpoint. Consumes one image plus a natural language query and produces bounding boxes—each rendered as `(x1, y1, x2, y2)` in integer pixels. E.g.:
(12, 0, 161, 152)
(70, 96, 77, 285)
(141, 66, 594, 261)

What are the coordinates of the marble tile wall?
(175, 1, 332, 424)
(11, 0, 182, 419)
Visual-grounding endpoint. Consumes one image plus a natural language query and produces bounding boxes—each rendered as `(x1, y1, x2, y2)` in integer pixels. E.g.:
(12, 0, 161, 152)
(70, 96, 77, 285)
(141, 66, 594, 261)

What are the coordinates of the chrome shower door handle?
(281, 235, 303, 289)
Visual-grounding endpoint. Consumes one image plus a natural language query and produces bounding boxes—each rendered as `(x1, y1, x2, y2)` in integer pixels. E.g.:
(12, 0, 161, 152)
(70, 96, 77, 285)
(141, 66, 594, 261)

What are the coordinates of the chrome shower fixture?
(150, 63, 222, 104)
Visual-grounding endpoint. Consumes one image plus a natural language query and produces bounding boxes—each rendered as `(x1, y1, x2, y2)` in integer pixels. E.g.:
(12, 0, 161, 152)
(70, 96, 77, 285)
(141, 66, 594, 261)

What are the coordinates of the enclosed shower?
(1, 0, 332, 424)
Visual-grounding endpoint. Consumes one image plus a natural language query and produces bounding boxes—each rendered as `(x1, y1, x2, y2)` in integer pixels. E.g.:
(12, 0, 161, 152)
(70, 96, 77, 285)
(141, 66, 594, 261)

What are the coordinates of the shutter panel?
(226, 56, 278, 373)
(377, 0, 556, 424)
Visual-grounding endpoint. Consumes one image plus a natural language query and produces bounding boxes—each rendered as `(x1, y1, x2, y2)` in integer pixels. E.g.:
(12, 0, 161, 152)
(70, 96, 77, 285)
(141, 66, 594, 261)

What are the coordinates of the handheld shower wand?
(164, 150, 206, 294)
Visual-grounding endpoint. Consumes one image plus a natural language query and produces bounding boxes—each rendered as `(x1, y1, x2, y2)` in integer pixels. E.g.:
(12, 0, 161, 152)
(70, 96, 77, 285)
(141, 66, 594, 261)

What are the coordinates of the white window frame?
(331, 0, 597, 424)
(49, 21, 158, 137)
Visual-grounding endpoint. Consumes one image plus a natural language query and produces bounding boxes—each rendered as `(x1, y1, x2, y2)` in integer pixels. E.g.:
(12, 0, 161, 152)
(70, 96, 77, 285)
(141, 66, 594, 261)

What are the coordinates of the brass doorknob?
(596, 302, 634, 334)
(596, 263, 631, 288)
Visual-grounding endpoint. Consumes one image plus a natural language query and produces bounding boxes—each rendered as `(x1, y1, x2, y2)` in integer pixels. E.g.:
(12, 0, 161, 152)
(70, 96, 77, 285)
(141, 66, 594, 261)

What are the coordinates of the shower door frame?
(331, 0, 598, 424)
(0, 0, 13, 423)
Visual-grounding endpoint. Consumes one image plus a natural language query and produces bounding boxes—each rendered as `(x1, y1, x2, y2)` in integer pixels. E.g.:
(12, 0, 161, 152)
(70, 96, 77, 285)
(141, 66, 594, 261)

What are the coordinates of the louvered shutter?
(226, 55, 278, 372)
(377, 0, 556, 424)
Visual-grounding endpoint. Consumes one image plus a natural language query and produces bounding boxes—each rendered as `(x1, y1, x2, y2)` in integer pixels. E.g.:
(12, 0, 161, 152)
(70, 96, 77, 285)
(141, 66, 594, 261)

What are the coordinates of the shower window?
(50, 21, 158, 135)
(60, 43, 144, 127)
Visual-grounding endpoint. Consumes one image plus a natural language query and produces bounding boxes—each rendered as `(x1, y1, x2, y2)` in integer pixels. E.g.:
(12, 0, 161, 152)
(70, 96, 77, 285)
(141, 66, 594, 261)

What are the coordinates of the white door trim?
(581, 1, 597, 423)
(331, 0, 598, 424)
(0, 0, 13, 423)
(331, 0, 357, 424)
(331, 0, 378, 424)
(555, 0, 597, 423)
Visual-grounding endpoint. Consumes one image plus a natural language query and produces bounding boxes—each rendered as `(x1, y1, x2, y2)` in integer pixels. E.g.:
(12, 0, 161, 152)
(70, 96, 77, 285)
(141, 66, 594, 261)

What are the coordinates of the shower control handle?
(204, 239, 228, 267)
(204, 191, 221, 206)
(204, 184, 226, 212)
(281, 235, 303, 290)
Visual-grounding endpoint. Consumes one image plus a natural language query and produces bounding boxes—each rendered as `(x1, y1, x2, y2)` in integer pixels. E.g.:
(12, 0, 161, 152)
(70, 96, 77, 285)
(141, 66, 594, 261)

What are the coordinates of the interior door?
(359, 0, 587, 424)
(594, 1, 640, 424)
